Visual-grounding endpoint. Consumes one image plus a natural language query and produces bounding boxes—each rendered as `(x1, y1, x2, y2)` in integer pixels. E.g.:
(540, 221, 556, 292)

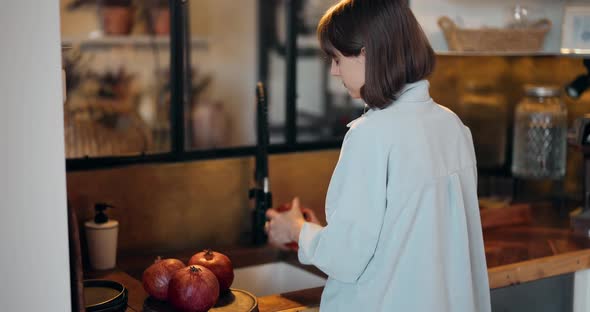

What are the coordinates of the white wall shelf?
(286, 34, 590, 58)
(435, 50, 590, 58)
(61, 35, 209, 50)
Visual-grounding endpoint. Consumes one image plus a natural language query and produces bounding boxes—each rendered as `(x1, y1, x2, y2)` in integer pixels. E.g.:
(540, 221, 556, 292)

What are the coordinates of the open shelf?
(277, 34, 590, 58)
(436, 50, 590, 57)
(61, 35, 209, 50)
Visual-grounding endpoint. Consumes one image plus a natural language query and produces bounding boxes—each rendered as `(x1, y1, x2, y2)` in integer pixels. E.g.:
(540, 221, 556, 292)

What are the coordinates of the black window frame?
(65, 0, 510, 177)
(65, 0, 344, 172)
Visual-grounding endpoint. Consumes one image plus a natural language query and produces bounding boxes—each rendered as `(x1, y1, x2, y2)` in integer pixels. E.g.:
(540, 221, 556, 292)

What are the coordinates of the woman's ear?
(355, 47, 366, 64)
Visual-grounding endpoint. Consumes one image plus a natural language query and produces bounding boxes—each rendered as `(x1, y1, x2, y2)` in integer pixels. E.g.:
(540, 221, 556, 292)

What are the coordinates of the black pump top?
(94, 203, 114, 224)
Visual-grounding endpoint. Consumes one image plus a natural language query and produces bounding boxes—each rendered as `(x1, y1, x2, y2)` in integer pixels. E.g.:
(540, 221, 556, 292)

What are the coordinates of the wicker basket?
(438, 16, 552, 52)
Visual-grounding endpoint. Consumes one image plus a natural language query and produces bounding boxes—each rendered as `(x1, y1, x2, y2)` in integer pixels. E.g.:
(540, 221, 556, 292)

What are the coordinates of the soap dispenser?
(84, 203, 118, 270)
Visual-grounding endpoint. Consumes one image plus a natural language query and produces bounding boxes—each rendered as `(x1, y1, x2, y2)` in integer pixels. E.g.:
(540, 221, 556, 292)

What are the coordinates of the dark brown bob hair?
(318, 0, 435, 109)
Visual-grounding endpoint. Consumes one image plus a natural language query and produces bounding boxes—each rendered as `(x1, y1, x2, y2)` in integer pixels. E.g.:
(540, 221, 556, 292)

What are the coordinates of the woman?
(265, 0, 491, 311)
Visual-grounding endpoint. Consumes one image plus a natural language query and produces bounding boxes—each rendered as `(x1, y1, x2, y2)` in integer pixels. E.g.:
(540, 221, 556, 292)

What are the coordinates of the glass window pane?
(61, 0, 172, 158)
(186, 0, 257, 151)
(268, 0, 363, 144)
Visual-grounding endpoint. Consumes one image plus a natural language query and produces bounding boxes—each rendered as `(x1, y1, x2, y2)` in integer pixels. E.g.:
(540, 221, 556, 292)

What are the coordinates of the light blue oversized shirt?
(298, 80, 491, 312)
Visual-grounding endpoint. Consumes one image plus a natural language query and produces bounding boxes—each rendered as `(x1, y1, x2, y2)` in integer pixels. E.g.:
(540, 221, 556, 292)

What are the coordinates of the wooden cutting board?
(143, 288, 258, 312)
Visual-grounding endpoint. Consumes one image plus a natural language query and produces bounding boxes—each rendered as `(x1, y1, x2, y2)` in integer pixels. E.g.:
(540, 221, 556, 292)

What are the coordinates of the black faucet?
(250, 82, 272, 245)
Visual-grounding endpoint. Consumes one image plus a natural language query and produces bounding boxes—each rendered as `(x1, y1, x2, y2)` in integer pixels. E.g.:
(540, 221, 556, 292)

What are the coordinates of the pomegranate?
(142, 257, 185, 301)
(168, 265, 219, 312)
(188, 249, 234, 293)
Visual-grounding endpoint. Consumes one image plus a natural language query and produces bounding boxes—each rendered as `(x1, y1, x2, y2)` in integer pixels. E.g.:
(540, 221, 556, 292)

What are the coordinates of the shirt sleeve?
(297, 124, 388, 283)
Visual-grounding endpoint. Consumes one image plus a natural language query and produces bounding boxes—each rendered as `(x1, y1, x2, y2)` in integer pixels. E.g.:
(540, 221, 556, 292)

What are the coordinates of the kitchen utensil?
(84, 279, 128, 312)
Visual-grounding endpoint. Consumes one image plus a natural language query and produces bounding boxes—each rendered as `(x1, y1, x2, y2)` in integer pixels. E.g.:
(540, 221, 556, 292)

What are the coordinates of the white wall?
(0, 2, 71, 311)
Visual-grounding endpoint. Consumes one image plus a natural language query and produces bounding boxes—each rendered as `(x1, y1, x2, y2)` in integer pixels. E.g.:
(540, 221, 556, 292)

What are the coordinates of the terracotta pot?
(100, 6, 134, 35)
(150, 8, 170, 35)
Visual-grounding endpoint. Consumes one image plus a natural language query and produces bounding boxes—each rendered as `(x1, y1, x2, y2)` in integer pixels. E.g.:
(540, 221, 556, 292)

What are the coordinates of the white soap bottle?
(84, 203, 118, 270)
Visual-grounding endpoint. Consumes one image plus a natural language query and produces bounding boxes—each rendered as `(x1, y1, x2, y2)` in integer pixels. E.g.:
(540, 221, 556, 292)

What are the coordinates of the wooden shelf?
(276, 33, 590, 58)
(61, 35, 208, 50)
(436, 50, 590, 57)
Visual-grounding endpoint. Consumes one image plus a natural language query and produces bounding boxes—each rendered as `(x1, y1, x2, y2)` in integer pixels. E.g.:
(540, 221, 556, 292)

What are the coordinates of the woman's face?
(330, 49, 366, 99)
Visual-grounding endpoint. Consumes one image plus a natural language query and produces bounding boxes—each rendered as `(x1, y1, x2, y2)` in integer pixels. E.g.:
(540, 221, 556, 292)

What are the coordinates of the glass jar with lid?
(458, 80, 508, 168)
(511, 85, 568, 179)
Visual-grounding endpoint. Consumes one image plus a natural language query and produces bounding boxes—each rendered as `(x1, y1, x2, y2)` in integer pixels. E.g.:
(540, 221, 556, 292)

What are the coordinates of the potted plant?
(144, 0, 170, 36)
(99, 0, 135, 35)
(68, 0, 135, 35)
(93, 67, 137, 117)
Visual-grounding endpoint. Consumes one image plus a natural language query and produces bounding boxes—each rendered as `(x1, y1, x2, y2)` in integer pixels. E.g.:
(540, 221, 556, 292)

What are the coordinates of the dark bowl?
(83, 279, 128, 312)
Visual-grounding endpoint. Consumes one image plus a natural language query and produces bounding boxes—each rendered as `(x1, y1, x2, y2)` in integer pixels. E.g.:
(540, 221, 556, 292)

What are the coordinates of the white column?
(0, 1, 71, 311)
(574, 269, 590, 312)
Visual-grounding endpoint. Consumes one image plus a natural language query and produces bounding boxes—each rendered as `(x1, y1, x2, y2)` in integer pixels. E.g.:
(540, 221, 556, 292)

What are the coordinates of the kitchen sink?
(232, 261, 327, 297)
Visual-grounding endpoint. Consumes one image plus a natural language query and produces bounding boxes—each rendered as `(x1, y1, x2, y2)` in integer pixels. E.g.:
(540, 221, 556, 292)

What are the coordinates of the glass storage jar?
(511, 85, 568, 179)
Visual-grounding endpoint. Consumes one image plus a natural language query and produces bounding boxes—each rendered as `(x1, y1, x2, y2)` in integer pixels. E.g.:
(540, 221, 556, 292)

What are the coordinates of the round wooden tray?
(143, 288, 258, 312)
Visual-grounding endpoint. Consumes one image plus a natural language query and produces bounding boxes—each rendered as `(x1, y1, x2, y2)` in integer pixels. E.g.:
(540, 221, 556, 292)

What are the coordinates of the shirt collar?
(346, 80, 432, 127)
(395, 80, 431, 103)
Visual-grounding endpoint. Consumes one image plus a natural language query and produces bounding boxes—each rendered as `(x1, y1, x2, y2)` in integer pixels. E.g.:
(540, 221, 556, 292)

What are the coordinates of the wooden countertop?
(483, 203, 590, 288)
(484, 225, 590, 288)
(255, 211, 590, 311)
(89, 202, 590, 311)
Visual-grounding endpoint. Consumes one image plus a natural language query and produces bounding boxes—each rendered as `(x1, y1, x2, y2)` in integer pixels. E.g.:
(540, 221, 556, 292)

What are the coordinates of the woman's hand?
(300, 207, 321, 225)
(265, 197, 307, 250)
(275, 200, 321, 225)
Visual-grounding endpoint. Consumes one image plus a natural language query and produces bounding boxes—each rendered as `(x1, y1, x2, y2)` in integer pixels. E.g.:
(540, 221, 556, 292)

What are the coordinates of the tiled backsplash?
(67, 150, 339, 254)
